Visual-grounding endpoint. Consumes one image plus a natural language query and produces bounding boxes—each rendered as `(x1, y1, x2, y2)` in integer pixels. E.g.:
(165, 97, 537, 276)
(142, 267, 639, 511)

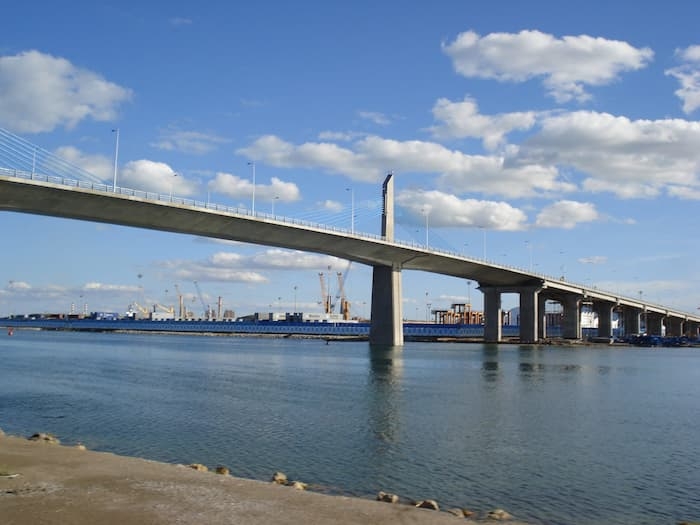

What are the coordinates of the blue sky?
(2, 0, 700, 319)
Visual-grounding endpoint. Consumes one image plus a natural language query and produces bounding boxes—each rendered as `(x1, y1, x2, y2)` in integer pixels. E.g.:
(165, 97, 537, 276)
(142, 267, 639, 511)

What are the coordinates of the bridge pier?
(369, 265, 403, 346)
(665, 316, 683, 337)
(623, 307, 641, 336)
(646, 312, 664, 336)
(482, 287, 503, 343)
(519, 286, 541, 343)
(561, 295, 582, 339)
(593, 300, 616, 339)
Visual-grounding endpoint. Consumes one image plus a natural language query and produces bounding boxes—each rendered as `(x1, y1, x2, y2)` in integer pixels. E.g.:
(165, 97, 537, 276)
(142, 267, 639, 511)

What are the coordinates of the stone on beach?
(447, 507, 475, 518)
(215, 466, 230, 475)
(188, 463, 208, 472)
(415, 499, 440, 511)
(487, 508, 513, 520)
(291, 481, 307, 490)
(27, 432, 60, 444)
(376, 491, 399, 503)
(271, 471, 288, 484)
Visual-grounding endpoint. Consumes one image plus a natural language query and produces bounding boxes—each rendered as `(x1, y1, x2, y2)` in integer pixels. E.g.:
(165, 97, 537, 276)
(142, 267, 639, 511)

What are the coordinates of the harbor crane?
(193, 281, 211, 320)
(318, 270, 334, 314)
(335, 262, 352, 320)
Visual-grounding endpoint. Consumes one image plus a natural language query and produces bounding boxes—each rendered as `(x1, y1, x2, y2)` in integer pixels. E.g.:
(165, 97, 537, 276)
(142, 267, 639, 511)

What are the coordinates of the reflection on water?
(367, 345, 402, 447)
(1, 332, 699, 525)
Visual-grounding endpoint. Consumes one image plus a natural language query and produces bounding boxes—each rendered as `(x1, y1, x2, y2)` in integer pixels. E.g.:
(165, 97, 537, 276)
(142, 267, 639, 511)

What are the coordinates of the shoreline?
(0, 430, 532, 524)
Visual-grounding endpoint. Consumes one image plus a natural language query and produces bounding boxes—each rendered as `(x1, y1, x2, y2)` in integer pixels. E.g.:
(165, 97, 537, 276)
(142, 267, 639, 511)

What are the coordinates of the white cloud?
(429, 96, 537, 149)
(442, 30, 653, 103)
(358, 111, 391, 125)
(535, 200, 599, 229)
(238, 134, 571, 198)
(120, 159, 199, 196)
(0, 50, 132, 133)
(578, 255, 608, 265)
(666, 45, 700, 114)
(83, 282, 141, 292)
(169, 17, 193, 27)
(208, 172, 301, 203)
(55, 146, 114, 182)
(159, 249, 346, 284)
(317, 130, 366, 142)
(152, 128, 230, 154)
(515, 111, 700, 199)
(396, 189, 528, 231)
(319, 199, 344, 213)
(238, 135, 380, 182)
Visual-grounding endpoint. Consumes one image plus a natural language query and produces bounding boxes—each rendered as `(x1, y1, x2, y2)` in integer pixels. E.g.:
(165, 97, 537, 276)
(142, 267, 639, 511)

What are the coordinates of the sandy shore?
(0, 432, 532, 524)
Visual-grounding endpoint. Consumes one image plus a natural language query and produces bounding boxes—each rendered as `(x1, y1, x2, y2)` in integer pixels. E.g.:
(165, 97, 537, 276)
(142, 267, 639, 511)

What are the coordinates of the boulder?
(376, 491, 399, 503)
(28, 433, 60, 444)
(487, 508, 513, 520)
(291, 481, 308, 490)
(215, 466, 230, 475)
(415, 499, 440, 511)
(271, 471, 288, 485)
(447, 508, 475, 518)
(188, 463, 208, 472)
(75, 443, 87, 451)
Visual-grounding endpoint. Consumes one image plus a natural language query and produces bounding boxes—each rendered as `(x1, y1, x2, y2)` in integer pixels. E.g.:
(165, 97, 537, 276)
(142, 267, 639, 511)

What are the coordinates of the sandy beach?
(0, 431, 530, 524)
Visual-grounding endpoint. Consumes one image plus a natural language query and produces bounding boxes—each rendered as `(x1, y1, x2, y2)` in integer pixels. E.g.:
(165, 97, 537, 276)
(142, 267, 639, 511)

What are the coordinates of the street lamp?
(112, 128, 120, 192)
(247, 161, 256, 214)
(525, 240, 533, 272)
(271, 195, 279, 216)
(346, 187, 354, 234)
(293, 285, 298, 313)
(170, 172, 178, 201)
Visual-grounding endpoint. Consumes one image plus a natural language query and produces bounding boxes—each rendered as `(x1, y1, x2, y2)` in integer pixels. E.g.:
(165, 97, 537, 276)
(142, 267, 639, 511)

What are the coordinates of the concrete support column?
(665, 317, 683, 337)
(538, 295, 548, 340)
(482, 287, 502, 343)
(369, 265, 403, 346)
(594, 301, 615, 338)
(561, 295, 582, 339)
(519, 286, 540, 343)
(686, 321, 699, 339)
(646, 312, 663, 336)
(623, 308, 641, 336)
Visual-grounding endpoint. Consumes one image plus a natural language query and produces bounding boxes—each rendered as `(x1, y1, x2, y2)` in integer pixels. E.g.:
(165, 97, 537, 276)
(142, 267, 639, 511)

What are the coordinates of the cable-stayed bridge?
(1, 127, 698, 345)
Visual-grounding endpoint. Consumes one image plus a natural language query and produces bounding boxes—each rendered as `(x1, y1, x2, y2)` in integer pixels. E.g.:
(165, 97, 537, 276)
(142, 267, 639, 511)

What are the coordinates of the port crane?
(193, 281, 211, 320)
(318, 271, 334, 314)
(335, 262, 352, 320)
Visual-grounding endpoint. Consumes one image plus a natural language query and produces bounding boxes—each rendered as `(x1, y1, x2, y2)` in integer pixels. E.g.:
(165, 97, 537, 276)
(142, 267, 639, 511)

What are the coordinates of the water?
(1, 330, 698, 524)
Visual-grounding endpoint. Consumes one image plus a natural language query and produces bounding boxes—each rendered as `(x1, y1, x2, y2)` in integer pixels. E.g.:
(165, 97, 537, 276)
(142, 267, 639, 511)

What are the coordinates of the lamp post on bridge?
(248, 161, 256, 214)
(112, 128, 120, 192)
(346, 187, 355, 234)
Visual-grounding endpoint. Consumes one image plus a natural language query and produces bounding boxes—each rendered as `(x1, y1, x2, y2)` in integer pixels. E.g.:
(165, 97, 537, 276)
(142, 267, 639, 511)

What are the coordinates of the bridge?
(1, 128, 699, 345)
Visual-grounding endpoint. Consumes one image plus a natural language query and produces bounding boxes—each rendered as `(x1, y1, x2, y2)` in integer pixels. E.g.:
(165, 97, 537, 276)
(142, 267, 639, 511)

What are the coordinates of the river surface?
(1, 330, 698, 524)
